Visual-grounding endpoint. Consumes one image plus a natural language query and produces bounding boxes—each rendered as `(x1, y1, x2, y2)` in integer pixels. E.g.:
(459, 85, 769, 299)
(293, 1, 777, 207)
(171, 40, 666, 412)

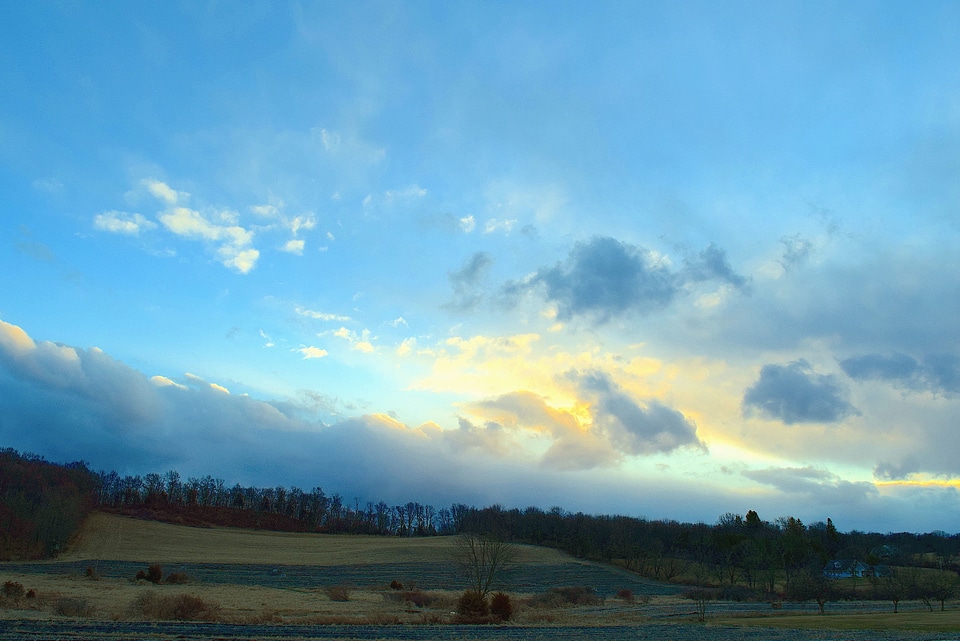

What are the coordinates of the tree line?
(2, 445, 959, 592)
(0, 448, 99, 559)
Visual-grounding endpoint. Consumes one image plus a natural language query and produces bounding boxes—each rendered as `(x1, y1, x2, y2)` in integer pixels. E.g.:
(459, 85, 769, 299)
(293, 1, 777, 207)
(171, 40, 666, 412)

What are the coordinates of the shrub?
(528, 586, 601, 608)
(3, 581, 25, 600)
(165, 572, 190, 585)
(85, 566, 100, 580)
(325, 584, 351, 601)
(617, 588, 634, 603)
(390, 580, 404, 590)
(132, 592, 219, 621)
(456, 590, 489, 620)
(55, 597, 94, 617)
(146, 564, 163, 584)
(490, 591, 512, 621)
(136, 564, 163, 584)
(26, 589, 36, 599)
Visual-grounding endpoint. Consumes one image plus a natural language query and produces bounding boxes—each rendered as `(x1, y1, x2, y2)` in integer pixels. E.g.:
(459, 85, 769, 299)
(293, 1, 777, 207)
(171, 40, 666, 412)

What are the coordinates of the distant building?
(823, 559, 874, 579)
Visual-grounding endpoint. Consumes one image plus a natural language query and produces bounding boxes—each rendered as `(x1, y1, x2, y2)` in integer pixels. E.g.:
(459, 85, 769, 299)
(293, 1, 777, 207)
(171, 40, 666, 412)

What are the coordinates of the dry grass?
(61, 513, 564, 566)
(712, 609, 960, 633)
(1, 513, 583, 624)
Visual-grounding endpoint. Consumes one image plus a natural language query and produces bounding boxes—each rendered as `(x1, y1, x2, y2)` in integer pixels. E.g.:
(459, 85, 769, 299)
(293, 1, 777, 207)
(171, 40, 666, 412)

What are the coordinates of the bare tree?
(454, 533, 518, 596)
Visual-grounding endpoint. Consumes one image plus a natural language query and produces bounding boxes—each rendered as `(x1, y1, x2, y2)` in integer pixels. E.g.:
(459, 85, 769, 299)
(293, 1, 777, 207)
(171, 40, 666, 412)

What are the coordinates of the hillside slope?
(63, 512, 570, 566)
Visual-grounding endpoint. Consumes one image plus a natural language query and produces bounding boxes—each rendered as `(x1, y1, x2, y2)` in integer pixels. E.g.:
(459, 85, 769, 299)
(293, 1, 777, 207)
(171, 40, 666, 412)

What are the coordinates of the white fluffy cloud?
(93, 211, 157, 235)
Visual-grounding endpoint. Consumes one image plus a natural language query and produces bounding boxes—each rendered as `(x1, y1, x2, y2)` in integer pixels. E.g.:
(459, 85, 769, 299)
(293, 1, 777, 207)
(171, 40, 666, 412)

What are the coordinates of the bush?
(132, 592, 219, 621)
(325, 584, 351, 601)
(389, 580, 404, 590)
(617, 588, 634, 603)
(165, 572, 190, 585)
(85, 566, 100, 580)
(528, 586, 601, 608)
(55, 597, 94, 617)
(136, 564, 163, 584)
(490, 591, 512, 621)
(146, 564, 163, 584)
(3, 581, 25, 600)
(456, 590, 489, 620)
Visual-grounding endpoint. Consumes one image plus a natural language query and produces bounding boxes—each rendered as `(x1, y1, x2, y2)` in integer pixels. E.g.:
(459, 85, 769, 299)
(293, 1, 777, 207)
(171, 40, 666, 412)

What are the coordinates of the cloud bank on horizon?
(2, 2, 960, 532)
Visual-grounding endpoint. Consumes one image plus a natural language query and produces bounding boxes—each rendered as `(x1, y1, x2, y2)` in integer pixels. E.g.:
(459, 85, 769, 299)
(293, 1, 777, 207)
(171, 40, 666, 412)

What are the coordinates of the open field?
(1, 513, 959, 640)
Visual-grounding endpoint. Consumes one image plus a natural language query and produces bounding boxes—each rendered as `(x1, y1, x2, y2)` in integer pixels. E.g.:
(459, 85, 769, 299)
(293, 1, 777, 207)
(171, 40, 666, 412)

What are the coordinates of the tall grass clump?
(132, 592, 219, 621)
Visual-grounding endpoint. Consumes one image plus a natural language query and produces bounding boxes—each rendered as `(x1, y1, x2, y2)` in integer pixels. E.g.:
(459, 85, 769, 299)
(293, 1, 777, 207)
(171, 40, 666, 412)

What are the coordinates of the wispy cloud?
(296, 345, 329, 360)
(93, 211, 157, 236)
(158, 205, 259, 273)
(296, 307, 352, 322)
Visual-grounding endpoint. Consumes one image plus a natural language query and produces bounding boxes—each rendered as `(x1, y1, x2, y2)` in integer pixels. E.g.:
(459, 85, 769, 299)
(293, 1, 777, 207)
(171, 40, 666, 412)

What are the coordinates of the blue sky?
(3, 1, 960, 532)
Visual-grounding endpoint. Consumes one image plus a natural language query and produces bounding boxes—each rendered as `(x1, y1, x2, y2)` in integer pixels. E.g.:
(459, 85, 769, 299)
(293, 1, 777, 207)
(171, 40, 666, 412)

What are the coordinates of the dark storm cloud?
(840, 352, 960, 395)
(507, 236, 745, 322)
(742, 360, 858, 424)
(576, 370, 705, 456)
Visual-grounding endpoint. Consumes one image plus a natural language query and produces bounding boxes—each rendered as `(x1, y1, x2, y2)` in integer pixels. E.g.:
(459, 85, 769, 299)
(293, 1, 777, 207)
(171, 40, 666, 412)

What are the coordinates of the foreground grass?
(713, 609, 960, 633)
(2, 512, 645, 624)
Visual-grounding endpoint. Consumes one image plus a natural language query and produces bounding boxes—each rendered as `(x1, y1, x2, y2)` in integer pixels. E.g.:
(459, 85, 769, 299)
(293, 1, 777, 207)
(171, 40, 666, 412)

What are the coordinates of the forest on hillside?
(2, 446, 959, 598)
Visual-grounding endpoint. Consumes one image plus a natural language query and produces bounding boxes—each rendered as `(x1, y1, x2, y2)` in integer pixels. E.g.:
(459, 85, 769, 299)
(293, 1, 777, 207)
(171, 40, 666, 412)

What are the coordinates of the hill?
(62, 512, 564, 566)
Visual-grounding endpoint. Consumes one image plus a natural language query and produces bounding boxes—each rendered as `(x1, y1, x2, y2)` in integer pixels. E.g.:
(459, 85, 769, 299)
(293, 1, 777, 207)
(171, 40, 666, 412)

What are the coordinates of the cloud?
(460, 216, 476, 233)
(396, 337, 416, 357)
(142, 178, 184, 205)
(296, 307, 352, 322)
(467, 389, 616, 470)
(94, 211, 158, 236)
(332, 327, 376, 353)
(446, 252, 494, 312)
(32, 177, 64, 194)
(840, 352, 960, 395)
(0, 319, 584, 509)
(282, 239, 305, 255)
(1, 319, 955, 531)
(683, 243, 748, 288)
(157, 205, 259, 274)
(97, 178, 261, 273)
(742, 360, 858, 424)
(575, 370, 705, 456)
(484, 218, 517, 234)
(297, 346, 329, 360)
(462, 372, 704, 471)
(385, 184, 427, 201)
(873, 458, 921, 481)
(508, 236, 745, 322)
(779, 233, 815, 270)
(743, 466, 879, 506)
(442, 417, 515, 457)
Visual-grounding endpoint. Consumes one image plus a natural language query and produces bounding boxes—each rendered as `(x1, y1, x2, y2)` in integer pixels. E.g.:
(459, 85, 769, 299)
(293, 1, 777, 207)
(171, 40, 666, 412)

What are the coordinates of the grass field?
(62, 512, 568, 566)
(1, 512, 959, 640)
(1, 512, 661, 625)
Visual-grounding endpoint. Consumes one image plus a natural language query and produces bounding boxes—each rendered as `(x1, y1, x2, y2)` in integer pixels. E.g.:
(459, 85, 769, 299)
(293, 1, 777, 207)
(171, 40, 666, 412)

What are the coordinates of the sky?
(2, 1, 960, 534)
